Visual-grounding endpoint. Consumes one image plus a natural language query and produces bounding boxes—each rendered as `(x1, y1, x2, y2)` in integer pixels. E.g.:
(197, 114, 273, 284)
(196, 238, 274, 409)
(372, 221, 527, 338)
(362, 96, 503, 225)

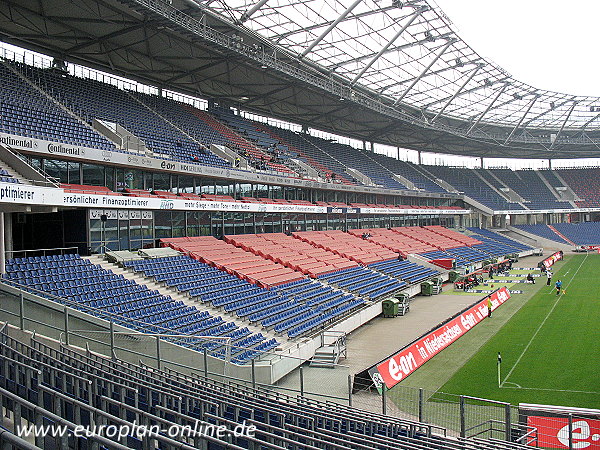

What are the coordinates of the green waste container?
(382, 298, 399, 317)
(448, 271, 460, 282)
(421, 281, 434, 296)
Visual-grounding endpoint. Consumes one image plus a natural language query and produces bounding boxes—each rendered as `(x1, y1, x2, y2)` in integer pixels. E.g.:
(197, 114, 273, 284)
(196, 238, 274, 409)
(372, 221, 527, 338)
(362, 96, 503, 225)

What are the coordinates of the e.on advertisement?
(374, 287, 511, 389)
(527, 416, 600, 449)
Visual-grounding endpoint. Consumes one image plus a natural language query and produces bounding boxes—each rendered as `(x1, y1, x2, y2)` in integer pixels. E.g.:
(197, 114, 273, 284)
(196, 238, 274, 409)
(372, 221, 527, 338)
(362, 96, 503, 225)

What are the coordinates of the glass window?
(44, 159, 68, 183)
(123, 169, 144, 190)
(154, 211, 172, 238)
(82, 163, 104, 187)
(179, 175, 194, 193)
(201, 179, 215, 195)
(105, 166, 115, 191)
(153, 172, 170, 191)
(172, 212, 185, 237)
(68, 161, 81, 184)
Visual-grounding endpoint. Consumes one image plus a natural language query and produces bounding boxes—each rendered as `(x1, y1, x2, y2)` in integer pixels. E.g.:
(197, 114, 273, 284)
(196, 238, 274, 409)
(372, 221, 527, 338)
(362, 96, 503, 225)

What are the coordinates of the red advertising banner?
(527, 416, 600, 449)
(374, 287, 511, 389)
(542, 251, 564, 269)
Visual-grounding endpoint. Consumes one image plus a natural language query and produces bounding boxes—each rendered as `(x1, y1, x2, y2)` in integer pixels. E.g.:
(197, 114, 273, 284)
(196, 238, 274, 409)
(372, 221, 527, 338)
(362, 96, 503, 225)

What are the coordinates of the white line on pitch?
(501, 254, 588, 387)
(500, 385, 600, 395)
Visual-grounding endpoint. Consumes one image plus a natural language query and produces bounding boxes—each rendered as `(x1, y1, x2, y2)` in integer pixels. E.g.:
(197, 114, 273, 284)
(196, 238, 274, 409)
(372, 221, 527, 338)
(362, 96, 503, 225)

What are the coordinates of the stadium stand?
(348, 228, 440, 256)
(224, 233, 358, 277)
(369, 259, 440, 284)
(549, 222, 600, 245)
(318, 266, 407, 299)
(367, 152, 448, 193)
(393, 226, 479, 251)
(2, 254, 275, 363)
(467, 228, 535, 251)
(424, 165, 526, 211)
(498, 169, 569, 210)
(0, 327, 532, 449)
(292, 229, 399, 265)
(255, 122, 356, 184)
(161, 236, 304, 287)
(511, 224, 570, 244)
(196, 107, 297, 175)
(419, 249, 470, 267)
(0, 168, 21, 183)
(124, 254, 358, 339)
(0, 62, 115, 151)
(557, 167, 600, 208)
(8, 61, 229, 168)
(303, 134, 407, 189)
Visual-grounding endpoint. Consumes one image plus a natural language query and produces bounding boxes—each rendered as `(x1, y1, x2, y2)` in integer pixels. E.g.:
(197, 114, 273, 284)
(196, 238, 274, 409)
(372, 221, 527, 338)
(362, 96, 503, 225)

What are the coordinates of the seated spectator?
(526, 273, 535, 284)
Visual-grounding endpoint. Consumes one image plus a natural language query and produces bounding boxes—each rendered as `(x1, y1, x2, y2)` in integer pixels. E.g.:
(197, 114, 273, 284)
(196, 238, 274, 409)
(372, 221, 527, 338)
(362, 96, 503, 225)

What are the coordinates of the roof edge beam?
(549, 101, 577, 150)
(580, 112, 600, 131)
(393, 38, 456, 106)
(422, 76, 510, 109)
(467, 82, 508, 134)
(350, 7, 426, 86)
(238, 0, 270, 24)
(522, 98, 573, 128)
(431, 63, 482, 122)
(504, 94, 538, 144)
(300, 0, 364, 58)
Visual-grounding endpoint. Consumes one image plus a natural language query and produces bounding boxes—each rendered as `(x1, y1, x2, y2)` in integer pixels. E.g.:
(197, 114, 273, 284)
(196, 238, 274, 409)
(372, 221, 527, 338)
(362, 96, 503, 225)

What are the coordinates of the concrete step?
(310, 347, 339, 367)
(0, 160, 27, 183)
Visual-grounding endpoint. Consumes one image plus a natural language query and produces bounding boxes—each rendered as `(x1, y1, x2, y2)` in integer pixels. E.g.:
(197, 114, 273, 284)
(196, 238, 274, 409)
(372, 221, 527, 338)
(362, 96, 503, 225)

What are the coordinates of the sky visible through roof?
(433, 0, 600, 97)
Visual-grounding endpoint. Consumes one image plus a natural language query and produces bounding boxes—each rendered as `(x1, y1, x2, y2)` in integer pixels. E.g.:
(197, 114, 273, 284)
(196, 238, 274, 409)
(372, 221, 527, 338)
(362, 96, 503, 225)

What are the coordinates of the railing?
(0, 279, 549, 446)
(5, 246, 79, 258)
(0, 279, 352, 399)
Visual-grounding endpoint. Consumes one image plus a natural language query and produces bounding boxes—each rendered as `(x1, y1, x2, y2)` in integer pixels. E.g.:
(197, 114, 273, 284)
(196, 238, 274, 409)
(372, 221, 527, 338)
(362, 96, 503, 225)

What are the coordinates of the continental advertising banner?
(370, 287, 511, 389)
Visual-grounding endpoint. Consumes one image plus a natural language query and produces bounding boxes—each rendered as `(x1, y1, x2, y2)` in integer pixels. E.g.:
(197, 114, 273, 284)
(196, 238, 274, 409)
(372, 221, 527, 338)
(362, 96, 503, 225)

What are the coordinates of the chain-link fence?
(350, 384, 522, 441)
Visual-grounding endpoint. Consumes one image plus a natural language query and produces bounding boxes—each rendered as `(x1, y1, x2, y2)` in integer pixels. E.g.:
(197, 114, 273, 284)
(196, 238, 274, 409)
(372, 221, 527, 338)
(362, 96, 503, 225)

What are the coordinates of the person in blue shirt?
(555, 279, 562, 296)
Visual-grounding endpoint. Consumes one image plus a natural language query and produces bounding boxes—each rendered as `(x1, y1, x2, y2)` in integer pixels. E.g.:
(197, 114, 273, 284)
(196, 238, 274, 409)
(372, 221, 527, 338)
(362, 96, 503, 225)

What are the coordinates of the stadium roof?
(1, 0, 600, 158)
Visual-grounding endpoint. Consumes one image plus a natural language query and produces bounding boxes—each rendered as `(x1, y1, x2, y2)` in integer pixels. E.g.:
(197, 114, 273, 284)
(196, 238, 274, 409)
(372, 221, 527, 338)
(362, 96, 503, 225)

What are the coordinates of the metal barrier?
(5, 247, 80, 258)
(0, 280, 352, 401)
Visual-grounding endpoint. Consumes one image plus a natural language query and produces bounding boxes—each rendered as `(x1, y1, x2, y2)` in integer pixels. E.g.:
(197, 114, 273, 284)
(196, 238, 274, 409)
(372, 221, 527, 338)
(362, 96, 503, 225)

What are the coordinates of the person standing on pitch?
(487, 298, 492, 318)
(546, 269, 553, 286)
(555, 279, 562, 295)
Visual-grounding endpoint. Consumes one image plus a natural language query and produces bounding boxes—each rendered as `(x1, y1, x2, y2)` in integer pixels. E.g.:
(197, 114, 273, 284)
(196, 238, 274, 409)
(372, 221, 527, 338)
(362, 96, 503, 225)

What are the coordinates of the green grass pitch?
(392, 253, 600, 409)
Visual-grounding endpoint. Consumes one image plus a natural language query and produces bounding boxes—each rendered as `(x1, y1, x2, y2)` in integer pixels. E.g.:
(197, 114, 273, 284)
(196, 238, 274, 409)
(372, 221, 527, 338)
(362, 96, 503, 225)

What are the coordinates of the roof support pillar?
(504, 95, 538, 144)
(550, 101, 577, 150)
(301, 0, 364, 58)
(394, 38, 456, 106)
(467, 83, 508, 134)
(351, 7, 426, 86)
(432, 63, 482, 122)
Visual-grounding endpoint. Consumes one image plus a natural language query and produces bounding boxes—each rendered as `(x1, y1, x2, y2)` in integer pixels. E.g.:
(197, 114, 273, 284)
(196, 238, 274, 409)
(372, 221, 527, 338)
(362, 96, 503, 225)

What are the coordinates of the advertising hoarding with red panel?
(527, 416, 600, 449)
(541, 251, 564, 269)
(373, 287, 511, 389)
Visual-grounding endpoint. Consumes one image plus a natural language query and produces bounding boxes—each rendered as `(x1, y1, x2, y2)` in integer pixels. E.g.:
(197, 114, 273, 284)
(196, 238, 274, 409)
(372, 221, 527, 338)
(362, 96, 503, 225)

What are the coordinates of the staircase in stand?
(310, 331, 347, 367)
(255, 123, 355, 185)
(547, 225, 576, 246)
(184, 106, 297, 176)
